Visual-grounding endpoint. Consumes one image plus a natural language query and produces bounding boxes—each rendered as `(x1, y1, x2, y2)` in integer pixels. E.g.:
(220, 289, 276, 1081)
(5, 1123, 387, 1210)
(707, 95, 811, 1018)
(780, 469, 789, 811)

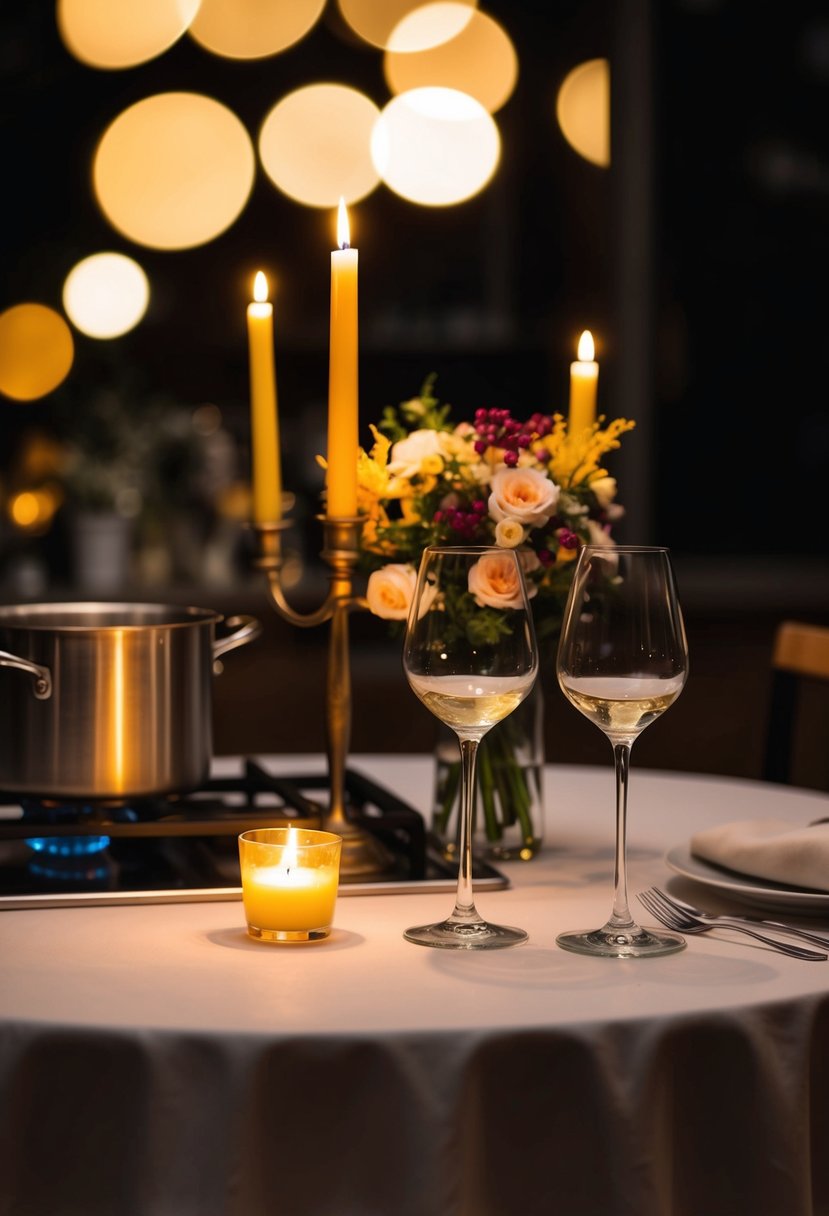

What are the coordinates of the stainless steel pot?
(0, 603, 262, 800)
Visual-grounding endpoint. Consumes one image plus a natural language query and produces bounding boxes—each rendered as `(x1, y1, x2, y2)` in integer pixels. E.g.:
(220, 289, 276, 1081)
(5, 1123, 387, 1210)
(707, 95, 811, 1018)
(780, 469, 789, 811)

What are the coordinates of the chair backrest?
(763, 620, 829, 786)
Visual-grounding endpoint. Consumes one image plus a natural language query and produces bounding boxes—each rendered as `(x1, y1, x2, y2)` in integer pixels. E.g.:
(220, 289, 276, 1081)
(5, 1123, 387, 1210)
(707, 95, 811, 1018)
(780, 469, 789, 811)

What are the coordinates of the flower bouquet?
(354, 375, 634, 859)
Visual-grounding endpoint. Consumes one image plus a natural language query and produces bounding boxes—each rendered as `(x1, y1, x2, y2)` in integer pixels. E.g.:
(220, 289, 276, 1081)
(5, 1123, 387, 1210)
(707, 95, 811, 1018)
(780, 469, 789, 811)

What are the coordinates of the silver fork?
(649, 887, 829, 950)
(637, 888, 828, 961)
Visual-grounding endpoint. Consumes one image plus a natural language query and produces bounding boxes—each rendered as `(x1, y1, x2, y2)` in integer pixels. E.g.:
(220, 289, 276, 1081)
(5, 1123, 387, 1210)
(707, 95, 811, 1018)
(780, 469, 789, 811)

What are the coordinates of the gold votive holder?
(239, 827, 343, 943)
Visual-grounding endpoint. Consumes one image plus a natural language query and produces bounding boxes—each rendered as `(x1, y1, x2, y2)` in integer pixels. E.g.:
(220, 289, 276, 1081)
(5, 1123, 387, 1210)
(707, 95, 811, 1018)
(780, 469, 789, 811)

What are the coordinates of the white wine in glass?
(556, 545, 689, 958)
(403, 546, 539, 949)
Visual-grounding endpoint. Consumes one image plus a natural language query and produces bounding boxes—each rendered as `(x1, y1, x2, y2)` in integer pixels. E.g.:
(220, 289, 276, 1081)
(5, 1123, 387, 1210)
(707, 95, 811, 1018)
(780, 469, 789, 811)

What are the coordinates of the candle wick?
(339, 241, 350, 251)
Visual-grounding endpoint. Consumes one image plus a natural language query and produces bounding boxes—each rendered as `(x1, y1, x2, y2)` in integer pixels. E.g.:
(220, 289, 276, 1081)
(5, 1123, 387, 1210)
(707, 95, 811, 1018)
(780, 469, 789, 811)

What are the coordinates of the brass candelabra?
(252, 516, 391, 878)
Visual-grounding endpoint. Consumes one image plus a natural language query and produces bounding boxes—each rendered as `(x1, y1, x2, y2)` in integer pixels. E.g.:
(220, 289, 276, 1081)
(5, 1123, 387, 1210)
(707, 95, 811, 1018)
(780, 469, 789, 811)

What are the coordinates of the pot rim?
(0, 602, 224, 631)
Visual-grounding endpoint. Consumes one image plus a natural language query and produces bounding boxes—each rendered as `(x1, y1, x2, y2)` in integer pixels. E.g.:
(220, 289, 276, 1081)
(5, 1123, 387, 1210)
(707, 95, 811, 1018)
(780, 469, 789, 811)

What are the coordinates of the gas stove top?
(0, 758, 508, 909)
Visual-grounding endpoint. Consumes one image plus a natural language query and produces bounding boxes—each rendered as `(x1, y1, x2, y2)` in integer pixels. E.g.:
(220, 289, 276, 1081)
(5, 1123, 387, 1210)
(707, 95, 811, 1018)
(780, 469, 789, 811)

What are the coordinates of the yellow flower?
(540, 415, 635, 488)
(361, 506, 396, 555)
(368, 424, 391, 465)
(400, 494, 422, 524)
(357, 424, 394, 498)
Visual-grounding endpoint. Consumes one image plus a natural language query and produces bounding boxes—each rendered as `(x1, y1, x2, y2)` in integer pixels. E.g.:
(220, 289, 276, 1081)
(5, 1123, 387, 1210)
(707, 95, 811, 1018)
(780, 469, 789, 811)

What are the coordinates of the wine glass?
(402, 545, 539, 949)
(556, 545, 689, 958)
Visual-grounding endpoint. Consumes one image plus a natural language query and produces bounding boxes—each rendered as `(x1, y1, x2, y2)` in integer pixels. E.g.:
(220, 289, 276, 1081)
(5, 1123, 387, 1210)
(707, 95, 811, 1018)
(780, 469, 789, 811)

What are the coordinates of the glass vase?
(432, 678, 545, 862)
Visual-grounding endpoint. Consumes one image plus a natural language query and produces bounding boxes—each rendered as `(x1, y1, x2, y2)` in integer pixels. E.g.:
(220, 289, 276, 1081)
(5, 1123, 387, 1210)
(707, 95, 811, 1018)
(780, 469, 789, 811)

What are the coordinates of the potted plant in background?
(56, 378, 241, 594)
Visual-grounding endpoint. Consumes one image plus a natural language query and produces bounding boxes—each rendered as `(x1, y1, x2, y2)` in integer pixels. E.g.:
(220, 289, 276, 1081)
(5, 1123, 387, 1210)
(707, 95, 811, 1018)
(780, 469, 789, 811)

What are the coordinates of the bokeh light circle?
(63, 253, 150, 339)
(94, 93, 255, 250)
(57, 0, 201, 70)
(385, 5, 517, 113)
(556, 58, 611, 168)
(0, 305, 74, 401)
(337, 0, 476, 51)
(371, 87, 500, 206)
(188, 0, 325, 59)
(259, 85, 381, 208)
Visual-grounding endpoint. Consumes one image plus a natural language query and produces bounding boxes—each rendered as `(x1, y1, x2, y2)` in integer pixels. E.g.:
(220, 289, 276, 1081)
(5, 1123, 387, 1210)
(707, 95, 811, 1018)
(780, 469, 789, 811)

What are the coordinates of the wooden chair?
(763, 620, 829, 785)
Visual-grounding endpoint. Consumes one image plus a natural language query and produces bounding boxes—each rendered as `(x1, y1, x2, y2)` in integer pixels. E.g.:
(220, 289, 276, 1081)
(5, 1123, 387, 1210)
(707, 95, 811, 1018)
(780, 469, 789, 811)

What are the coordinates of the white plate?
(664, 843, 829, 913)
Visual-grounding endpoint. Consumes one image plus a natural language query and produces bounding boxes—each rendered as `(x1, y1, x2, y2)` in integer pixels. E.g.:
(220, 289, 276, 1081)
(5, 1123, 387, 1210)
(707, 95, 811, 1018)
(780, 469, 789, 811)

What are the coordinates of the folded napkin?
(690, 818, 829, 892)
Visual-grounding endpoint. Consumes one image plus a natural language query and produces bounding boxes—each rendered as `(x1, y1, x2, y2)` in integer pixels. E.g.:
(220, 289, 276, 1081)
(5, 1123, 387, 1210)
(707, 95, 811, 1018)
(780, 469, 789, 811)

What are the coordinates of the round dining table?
(1, 754, 828, 1216)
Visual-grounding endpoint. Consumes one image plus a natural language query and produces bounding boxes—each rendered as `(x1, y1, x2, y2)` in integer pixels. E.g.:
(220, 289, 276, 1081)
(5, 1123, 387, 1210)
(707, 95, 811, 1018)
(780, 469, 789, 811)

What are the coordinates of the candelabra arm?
(263, 569, 334, 629)
(254, 520, 366, 628)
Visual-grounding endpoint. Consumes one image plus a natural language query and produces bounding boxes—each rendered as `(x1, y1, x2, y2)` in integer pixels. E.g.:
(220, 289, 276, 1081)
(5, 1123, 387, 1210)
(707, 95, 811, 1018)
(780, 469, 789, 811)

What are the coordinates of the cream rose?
(495, 519, 525, 548)
(366, 564, 417, 620)
(488, 467, 559, 528)
(468, 552, 537, 610)
(366, 564, 437, 620)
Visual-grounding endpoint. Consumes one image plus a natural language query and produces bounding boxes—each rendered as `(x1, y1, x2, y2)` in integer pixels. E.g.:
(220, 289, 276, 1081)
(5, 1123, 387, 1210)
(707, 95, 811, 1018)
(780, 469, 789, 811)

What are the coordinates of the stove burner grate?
(0, 760, 509, 907)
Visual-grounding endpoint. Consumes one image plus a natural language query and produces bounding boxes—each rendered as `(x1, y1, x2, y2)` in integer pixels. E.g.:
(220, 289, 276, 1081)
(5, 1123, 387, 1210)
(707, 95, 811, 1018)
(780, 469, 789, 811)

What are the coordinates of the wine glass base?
(404, 919, 528, 950)
(556, 926, 686, 958)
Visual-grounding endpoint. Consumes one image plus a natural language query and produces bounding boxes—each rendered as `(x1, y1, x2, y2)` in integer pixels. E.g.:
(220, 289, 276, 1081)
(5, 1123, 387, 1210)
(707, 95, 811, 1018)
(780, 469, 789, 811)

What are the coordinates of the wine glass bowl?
(556, 545, 689, 958)
(402, 546, 538, 949)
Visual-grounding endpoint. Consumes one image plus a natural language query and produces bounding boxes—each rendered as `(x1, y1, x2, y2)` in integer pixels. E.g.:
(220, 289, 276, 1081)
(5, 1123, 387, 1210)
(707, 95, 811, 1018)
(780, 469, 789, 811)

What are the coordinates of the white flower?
(467, 460, 495, 487)
(558, 491, 588, 517)
(440, 426, 478, 464)
(495, 519, 525, 548)
(468, 552, 537, 610)
(366, 564, 437, 620)
(388, 430, 444, 478)
(585, 518, 617, 548)
(488, 467, 559, 529)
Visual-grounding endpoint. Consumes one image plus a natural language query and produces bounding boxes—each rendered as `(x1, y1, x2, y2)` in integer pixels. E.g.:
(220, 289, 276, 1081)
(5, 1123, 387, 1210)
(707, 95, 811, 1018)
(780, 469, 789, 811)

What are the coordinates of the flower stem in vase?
(432, 680, 544, 862)
(478, 744, 500, 841)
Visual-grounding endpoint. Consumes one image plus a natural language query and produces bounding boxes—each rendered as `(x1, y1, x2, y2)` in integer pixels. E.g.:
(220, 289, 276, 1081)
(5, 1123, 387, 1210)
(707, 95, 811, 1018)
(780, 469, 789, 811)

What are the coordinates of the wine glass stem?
(609, 740, 635, 929)
(451, 736, 482, 923)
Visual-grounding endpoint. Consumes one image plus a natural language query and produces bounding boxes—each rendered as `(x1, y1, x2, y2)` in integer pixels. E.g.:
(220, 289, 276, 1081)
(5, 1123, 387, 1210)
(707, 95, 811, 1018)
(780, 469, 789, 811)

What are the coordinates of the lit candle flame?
(577, 329, 595, 362)
(253, 270, 269, 304)
(337, 197, 350, 250)
(281, 826, 299, 875)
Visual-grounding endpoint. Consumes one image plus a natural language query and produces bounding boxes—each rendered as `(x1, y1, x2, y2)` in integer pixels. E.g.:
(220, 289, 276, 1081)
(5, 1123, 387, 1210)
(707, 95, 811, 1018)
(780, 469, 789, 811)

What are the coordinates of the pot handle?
(212, 615, 263, 674)
(0, 649, 52, 699)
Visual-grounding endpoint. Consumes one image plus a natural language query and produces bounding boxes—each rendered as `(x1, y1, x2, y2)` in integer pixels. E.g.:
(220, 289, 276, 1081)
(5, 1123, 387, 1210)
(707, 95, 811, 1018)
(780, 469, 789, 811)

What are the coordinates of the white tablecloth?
(1, 756, 828, 1216)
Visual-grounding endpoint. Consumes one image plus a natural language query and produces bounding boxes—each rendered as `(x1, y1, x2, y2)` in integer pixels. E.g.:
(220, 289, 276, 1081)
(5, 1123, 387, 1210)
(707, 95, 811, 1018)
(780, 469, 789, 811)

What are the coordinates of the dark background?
(1, 1, 827, 785)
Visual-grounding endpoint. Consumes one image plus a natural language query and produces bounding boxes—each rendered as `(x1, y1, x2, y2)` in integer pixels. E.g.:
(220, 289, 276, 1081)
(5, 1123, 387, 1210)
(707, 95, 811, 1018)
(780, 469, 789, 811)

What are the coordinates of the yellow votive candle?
(247, 271, 282, 523)
(244, 863, 339, 932)
(239, 827, 342, 943)
(568, 329, 599, 435)
(326, 198, 359, 518)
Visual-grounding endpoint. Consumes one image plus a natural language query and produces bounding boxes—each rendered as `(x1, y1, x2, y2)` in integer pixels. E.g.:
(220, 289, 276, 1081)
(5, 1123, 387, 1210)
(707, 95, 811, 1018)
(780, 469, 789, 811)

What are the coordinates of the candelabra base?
(334, 817, 395, 879)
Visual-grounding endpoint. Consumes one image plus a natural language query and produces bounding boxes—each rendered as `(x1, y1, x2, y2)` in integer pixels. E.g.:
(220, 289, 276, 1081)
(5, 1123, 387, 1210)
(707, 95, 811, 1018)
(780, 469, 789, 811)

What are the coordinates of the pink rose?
(488, 467, 559, 529)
